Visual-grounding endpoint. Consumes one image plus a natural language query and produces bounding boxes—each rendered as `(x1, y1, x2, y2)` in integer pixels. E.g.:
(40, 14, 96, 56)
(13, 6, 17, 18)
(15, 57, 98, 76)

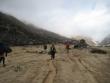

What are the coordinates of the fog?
(0, 0, 110, 41)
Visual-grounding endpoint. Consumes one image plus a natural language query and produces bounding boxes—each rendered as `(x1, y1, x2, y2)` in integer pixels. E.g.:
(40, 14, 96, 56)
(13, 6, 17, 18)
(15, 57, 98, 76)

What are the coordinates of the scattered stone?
(90, 48, 107, 54)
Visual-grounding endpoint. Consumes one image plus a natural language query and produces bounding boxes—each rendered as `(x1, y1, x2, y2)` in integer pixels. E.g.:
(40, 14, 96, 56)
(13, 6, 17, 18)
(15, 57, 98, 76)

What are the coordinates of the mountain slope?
(72, 36, 96, 46)
(100, 34, 110, 46)
(0, 12, 67, 45)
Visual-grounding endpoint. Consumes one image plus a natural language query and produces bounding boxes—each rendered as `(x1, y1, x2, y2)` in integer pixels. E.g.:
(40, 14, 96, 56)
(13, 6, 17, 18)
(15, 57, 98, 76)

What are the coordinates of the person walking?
(43, 44, 47, 53)
(49, 44, 56, 60)
(0, 42, 12, 67)
(65, 43, 70, 53)
(0, 43, 7, 67)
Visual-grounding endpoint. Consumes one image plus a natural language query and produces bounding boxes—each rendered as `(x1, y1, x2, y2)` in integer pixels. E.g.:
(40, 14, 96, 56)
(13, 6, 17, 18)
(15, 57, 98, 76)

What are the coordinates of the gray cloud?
(0, 0, 110, 41)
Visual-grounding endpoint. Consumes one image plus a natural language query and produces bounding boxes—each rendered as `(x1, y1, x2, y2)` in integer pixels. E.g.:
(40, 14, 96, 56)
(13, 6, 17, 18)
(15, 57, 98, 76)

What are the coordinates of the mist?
(0, 0, 110, 42)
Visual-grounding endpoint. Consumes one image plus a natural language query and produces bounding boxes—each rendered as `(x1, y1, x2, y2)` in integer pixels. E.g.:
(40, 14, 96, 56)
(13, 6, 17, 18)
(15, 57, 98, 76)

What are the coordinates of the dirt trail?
(0, 46, 110, 83)
(64, 53, 97, 83)
(43, 60, 56, 83)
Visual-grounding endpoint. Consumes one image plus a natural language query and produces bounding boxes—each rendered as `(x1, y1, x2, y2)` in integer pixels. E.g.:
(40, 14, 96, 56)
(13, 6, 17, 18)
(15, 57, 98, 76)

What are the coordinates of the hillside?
(100, 34, 110, 46)
(0, 12, 67, 45)
(72, 36, 96, 46)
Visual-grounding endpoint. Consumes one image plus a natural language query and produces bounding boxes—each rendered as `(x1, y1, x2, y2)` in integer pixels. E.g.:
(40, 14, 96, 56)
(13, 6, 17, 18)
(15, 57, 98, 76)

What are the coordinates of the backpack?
(50, 47, 56, 54)
(0, 43, 12, 54)
(66, 44, 69, 49)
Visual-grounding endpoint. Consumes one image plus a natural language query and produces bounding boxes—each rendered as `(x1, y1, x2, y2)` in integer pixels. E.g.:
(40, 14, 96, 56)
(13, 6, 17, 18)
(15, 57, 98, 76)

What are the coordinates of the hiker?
(49, 44, 56, 60)
(0, 42, 12, 67)
(43, 44, 47, 52)
(65, 42, 70, 53)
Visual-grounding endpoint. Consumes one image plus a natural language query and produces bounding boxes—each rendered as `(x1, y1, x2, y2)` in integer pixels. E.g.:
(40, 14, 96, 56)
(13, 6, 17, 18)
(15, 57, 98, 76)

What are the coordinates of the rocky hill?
(100, 34, 110, 46)
(72, 36, 96, 46)
(0, 12, 68, 45)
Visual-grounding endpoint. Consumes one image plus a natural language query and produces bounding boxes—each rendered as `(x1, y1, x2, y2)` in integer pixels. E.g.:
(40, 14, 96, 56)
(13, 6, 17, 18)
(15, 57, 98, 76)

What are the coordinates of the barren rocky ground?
(0, 45, 110, 83)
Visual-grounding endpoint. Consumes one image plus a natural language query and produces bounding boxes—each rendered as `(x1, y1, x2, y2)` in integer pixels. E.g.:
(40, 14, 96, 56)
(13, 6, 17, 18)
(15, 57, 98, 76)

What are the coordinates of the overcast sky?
(0, 0, 110, 41)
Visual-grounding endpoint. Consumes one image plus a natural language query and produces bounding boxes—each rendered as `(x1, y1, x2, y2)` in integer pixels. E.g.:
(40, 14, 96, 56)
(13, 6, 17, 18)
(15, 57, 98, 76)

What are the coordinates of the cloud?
(36, 5, 110, 41)
(0, 0, 110, 41)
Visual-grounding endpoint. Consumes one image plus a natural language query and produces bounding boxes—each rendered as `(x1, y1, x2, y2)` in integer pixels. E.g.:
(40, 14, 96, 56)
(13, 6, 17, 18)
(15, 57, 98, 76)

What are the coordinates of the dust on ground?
(0, 45, 110, 83)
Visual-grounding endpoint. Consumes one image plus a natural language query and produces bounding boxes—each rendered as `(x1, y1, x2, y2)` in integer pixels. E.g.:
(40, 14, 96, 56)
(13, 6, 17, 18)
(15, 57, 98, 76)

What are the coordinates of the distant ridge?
(72, 36, 96, 46)
(0, 12, 68, 45)
(100, 34, 110, 46)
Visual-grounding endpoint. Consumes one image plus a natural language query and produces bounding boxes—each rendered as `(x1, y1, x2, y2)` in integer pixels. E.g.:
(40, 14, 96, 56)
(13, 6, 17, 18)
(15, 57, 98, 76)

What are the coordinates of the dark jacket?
(50, 46, 56, 55)
(0, 43, 12, 56)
